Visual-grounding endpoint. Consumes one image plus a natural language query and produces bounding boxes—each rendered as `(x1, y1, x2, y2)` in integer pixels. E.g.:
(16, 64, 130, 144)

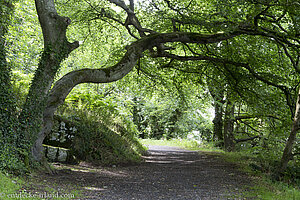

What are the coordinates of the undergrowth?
(220, 152, 300, 199)
(54, 91, 147, 166)
(69, 109, 146, 165)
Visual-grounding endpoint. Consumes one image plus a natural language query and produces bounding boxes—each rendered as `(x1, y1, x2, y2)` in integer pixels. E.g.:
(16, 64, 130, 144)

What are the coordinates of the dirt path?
(29, 145, 254, 199)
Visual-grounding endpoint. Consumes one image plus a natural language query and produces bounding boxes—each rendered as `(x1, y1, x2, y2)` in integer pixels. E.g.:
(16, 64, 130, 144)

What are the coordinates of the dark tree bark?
(213, 101, 224, 141)
(223, 99, 235, 152)
(132, 97, 144, 138)
(208, 86, 224, 142)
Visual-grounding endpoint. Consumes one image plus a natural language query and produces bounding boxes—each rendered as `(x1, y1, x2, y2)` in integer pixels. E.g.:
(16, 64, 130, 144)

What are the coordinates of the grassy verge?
(0, 172, 81, 200)
(141, 139, 300, 200)
(0, 172, 22, 198)
(140, 138, 223, 152)
(220, 152, 300, 200)
(249, 177, 300, 200)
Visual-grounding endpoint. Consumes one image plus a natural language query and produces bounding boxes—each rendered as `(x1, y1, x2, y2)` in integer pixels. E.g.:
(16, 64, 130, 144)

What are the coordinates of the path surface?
(31, 145, 254, 199)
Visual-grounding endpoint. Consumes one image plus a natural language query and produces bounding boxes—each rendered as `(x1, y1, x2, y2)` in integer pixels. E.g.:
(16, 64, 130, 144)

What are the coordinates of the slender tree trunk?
(208, 85, 224, 143)
(132, 97, 144, 138)
(212, 96, 224, 142)
(277, 88, 300, 176)
(213, 103, 224, 141)
(223, 99, 235, 152)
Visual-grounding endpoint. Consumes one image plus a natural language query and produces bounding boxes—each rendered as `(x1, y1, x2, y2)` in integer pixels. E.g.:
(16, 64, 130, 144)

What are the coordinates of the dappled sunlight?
(69, 168, 91, 173)
(145, 160, 173, 164)
(53, 163, 129, 177)
(24, 145, 260, 199)
(144, 147, 204, 166)
(83, 186, 106, 191)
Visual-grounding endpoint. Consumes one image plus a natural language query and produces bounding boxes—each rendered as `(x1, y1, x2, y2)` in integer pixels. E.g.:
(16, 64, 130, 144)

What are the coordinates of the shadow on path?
(30, 145, 254, 199)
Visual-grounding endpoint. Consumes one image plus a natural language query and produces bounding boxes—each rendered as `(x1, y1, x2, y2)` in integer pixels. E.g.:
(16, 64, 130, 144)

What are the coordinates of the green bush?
(70, 110, 145, 165)
(56, 91, 146, 165)
(0, 143, 27, 173)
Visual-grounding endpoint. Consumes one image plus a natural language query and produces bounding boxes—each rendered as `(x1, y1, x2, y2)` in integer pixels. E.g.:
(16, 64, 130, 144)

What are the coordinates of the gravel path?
(30, 145, 254, 199)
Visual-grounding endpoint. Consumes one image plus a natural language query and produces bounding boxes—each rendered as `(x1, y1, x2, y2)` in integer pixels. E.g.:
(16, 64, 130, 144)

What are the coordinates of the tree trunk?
(277, 88, 300, 176)
(19, 0, 79, 161)
(132, 97, 144, 138)
(223, 99, 235, 152)
(213, 102, 224, 141)
(0, 0, 15, 131)
(208, 84, 224, 144)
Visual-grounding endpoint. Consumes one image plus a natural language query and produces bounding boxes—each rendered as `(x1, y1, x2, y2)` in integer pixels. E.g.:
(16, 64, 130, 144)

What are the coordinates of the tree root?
(41, 157, 57, 175)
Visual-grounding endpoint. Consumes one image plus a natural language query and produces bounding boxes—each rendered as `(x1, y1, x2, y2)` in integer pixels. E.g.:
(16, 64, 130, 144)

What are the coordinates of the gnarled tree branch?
(32, 31, 245, 161)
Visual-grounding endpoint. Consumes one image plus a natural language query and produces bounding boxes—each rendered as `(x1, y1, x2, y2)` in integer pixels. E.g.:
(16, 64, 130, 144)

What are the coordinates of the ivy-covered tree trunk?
(223, 99, 235, 152)
(18, 0, 79, 162)
(132, 97, 144, 138)
(209, 88, 224, 143)
(277, 88, 300, 176)
(213, 101, 224, 141)
(0, 0, 27, 172)
(0, 0, 15, 130)
(167, 108, 181, 139)
(208, 79, 225, 144)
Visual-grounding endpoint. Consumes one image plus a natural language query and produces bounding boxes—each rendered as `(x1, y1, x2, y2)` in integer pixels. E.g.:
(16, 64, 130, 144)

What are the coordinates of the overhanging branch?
(235, 136, 260, 143)
(156, 51, 294, 115)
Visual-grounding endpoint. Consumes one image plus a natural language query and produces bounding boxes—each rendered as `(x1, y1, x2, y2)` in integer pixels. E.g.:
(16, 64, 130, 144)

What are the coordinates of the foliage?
(0, 0, 30, 174)
(220, 151, 300, 199)
(248, 178, 300, 200)
(56, 89, 146, 165)
(5, 0, 42, 74)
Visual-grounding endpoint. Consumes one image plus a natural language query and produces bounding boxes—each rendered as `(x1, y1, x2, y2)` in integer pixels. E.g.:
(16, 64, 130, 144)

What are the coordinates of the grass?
(0, 172, 81, 200)
(0, 172, 42, 199)
(249, 178, 300, 200)
(140, 138, 223, 152)
(220, 152, 300, 200)
(0, 172, 22, 198)
(141, 138, 300, 200)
